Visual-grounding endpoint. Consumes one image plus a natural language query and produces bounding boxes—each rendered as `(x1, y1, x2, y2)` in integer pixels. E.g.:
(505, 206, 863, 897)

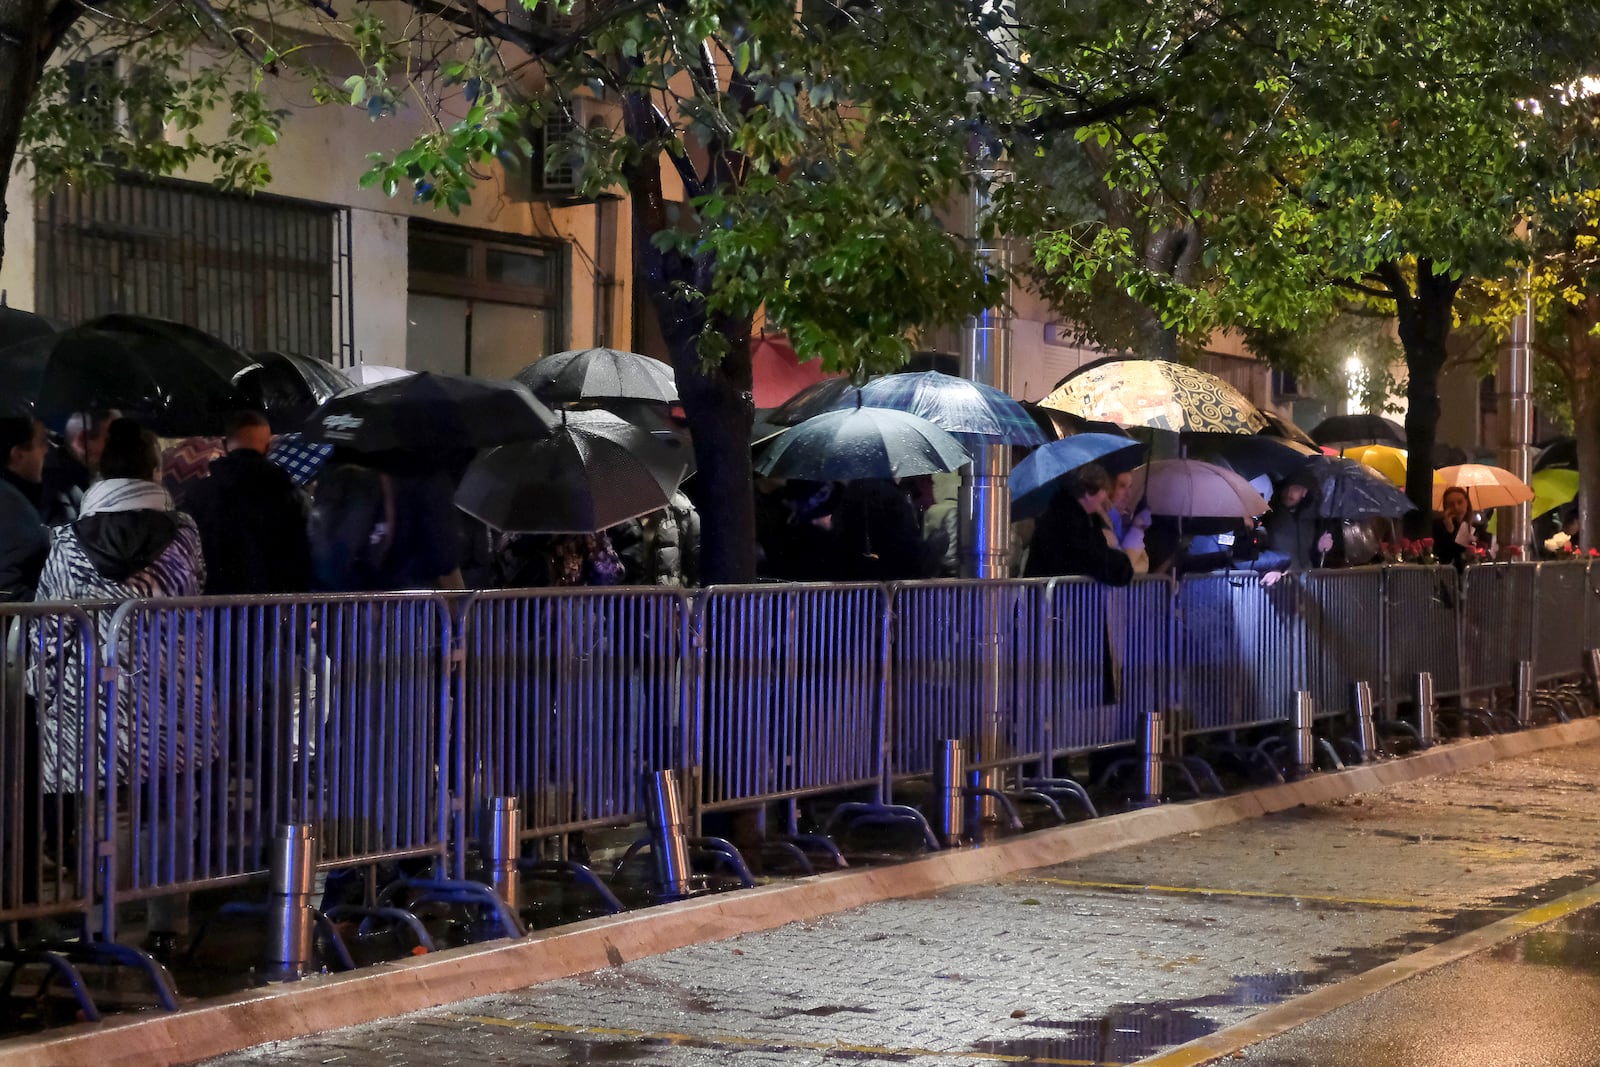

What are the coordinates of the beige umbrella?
(1040, 357, 1268, 435)
(1432, 463, 1534, 510)
(1133, 458, 1270, 519)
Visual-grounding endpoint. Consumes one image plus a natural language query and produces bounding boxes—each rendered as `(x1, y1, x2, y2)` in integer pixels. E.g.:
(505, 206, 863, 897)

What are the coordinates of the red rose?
(1421, 538, 1435, 549)
(1590, 549, 1599, 558)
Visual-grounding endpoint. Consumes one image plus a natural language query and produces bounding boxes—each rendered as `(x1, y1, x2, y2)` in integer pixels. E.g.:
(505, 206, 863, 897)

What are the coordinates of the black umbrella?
(234, 351, 354, 431)
(515, 347, 678, 405)
(1300, 455, 1416, 519)
(0, 301, 55, 350)
(1309, 413, 1405, 449)
(1183, 432, 1319, 481)
(1258, 410, 1320, 449)
(755, 405, 969, 481)
(303, 372, 558, 453)
(455, 410, 689, 533)
(767, 377, 860, 426)
(0, 313, 254, 434)
(1535, 437, 1576, 472)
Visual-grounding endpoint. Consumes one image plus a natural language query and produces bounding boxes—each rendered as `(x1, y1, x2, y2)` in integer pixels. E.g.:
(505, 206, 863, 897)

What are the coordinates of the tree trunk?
(1574, 378, 1600, 553)
(1387, 260, 1461, 535)
(0, 0, 53, 270)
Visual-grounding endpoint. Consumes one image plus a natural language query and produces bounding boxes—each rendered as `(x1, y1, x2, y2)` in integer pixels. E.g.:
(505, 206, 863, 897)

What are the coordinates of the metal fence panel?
(1383, 565, 1462, 707)
(99, 594, 452, 908)
(459, 589, 689, 840)
(889, 580, 1042, 780)
(1039, 575, 1173, 758)
(1300, 568, 1387, 718)
(3, 605, 98, 925)
(695, 584, 886, 815)
(1460, 564, 1536, 696)
(1533, 561, 1592, 683)
(1175, 572, 1306, 733)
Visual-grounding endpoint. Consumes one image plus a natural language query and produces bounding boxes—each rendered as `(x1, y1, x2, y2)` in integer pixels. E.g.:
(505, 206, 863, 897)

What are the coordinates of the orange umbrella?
(1432, 463, 1534, 510)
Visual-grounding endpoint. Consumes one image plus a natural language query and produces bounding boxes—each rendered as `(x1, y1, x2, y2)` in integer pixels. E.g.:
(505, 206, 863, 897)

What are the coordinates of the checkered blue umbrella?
(266, 432, 334, 486)
(834, 371, 1048, 447)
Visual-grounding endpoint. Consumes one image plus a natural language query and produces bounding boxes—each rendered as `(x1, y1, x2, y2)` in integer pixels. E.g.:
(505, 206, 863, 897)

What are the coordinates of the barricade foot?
(1022, 777, 1098, 818)
(321, 905, 433, 960)
(518, 860, 627, 915)
(825, 802, 941, 853)
(376, 878, 525, 943)
(0, 946, 102, 1023)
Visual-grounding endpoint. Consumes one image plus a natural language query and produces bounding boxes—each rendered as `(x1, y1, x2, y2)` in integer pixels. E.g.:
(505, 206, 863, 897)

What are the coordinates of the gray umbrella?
(755, 405, 969, 482)
(455, 410, 689, 533)
(515, 347, 678, 405)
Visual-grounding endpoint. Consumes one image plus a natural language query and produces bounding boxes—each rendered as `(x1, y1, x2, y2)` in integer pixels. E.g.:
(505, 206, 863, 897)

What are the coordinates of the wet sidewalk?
(193, 741, 1600, 1067)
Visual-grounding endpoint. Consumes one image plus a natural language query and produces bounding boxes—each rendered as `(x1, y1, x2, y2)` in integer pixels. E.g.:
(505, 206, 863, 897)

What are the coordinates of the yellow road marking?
(1033, 877, 1518, 912)
(458, 1013, 1124, 1066)
(1131, 880, 1600, 1066)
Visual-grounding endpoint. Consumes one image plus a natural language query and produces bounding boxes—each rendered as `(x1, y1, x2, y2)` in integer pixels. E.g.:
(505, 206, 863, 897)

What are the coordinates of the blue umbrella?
(1011, 433, 1146, 519)
(755, 406, 970, 482)
(1301, 455, 1416, 519)
(833, 371, 1048, 447)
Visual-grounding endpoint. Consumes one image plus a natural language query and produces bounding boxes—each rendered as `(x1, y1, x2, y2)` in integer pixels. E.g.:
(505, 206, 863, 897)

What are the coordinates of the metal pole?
(1350, 681, 1379, 761)
(931, 739, 965, 848)
(481, 796, 520, 911)
(263, 823, 316, 981)
(642, 769, 692, 902)
(1412, 672, 1437, 747)
(1514, 659, 1536, 728)
(957, 160, 1013, 814)
(1497, 272, 1534, 557)
(1290, 691, 1316, 779)
(1139, 709, 1165, 805)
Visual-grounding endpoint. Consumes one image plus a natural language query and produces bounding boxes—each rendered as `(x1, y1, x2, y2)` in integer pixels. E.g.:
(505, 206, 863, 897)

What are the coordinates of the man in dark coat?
(39, 408, 114, 525)
(0, 413, 50, 602)
(180, 410, 313, 595)
(1262, 468, 1334, 571)
(1024, 463, 1135, 586)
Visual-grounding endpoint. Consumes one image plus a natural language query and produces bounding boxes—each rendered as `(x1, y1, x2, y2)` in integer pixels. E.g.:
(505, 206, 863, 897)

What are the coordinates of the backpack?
(308, 464, 394, 592)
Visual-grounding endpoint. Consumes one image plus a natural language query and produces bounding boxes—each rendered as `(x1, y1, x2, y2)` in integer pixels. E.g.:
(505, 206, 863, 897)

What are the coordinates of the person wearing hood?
(33, 418, 205, 953)
(1262, 467, 1334, 571)
(181, 410, 312, 595)
(0, 412, 50, 602)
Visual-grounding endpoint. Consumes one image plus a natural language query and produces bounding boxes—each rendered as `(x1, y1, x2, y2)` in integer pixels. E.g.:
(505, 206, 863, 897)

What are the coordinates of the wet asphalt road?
(196, 741, 1600, 1067)
(1235, 908, 1600, 1067)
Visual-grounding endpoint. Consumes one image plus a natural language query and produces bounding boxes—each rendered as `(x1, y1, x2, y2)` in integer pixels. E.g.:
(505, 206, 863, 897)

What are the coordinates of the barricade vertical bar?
(263, 823, 316, 981)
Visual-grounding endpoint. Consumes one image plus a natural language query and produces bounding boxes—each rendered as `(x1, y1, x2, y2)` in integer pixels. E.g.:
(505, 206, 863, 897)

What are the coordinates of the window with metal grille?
(35, 175, 356, 365)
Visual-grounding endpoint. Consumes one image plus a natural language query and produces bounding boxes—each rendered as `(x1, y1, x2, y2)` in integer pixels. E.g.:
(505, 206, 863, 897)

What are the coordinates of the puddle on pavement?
(1491, 906, 1600, 974)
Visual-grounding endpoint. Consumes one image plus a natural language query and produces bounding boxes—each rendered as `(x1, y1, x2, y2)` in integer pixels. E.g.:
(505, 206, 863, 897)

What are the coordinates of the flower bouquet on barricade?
(1379, 538, 1437, 565)
(1540, 531, 1597, 561)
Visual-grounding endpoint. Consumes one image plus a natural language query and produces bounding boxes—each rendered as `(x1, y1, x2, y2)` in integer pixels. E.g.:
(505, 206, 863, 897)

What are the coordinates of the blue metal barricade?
(694, 584, 887, 820)
(1038, 575, 1173, 760)
(1174, 571, 1306, 734)
(888, 580, 1041, 785)
(4, 604, 99, 929)
(95, 594, 453, 934)
(458, 588, 691, 844)
(1300, 567, 1388, 719)
(1383, 564, 1462, 710)
(1459, 564, 1537, 697)
(1532, 560, 1592, 684)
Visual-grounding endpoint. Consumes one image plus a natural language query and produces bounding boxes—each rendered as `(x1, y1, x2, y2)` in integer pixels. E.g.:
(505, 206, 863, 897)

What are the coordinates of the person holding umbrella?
(1023, 464, 1135, 586)
(1262, 469, 1335, 571)
(1434, 486, 1494, 569)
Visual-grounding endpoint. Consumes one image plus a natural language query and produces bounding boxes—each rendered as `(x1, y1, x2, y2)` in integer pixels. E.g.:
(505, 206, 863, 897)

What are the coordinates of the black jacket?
(0, 470, 49, 601)
(1023, 492, 1134, 585)
(181, 450, 312, 595)
(1263, 495, 1326, 570)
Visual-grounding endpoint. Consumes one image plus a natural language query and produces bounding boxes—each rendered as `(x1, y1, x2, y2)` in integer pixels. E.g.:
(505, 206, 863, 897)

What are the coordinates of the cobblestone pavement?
(198, 743, 1600, 1067)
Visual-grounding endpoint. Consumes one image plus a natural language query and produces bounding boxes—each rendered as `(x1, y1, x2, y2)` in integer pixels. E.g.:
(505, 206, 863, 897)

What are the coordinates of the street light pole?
(1498, 269, 1534, 557)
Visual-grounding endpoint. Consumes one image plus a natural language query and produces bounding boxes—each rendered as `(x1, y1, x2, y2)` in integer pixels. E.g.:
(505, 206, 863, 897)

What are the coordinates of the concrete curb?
(7, 716, 1600, 1067)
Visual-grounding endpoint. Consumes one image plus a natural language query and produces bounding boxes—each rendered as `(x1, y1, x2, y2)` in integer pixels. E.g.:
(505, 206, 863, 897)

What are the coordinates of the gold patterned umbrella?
(1039, 358, 1268, 435)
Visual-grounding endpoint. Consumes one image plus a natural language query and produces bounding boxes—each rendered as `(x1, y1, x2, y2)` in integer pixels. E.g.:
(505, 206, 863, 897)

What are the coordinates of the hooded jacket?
(181, 449, 312, 595)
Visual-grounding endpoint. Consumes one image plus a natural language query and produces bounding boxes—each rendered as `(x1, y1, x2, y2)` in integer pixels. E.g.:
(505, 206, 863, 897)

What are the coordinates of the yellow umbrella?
(1344, 444, 1407, 487)
(1531, 467, 1579, 518)
(1433, 463, 1534, 510)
